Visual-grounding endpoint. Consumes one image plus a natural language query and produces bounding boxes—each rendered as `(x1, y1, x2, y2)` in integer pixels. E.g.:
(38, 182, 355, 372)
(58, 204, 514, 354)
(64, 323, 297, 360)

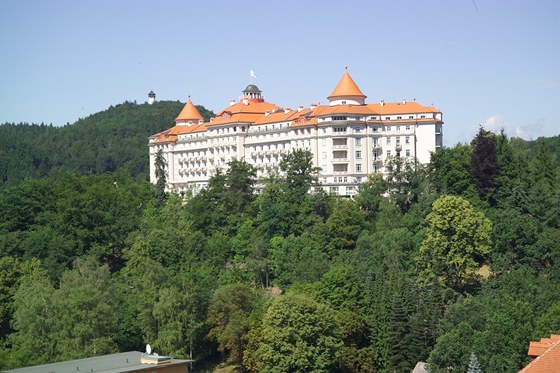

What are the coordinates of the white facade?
(149, 71, 443, 197)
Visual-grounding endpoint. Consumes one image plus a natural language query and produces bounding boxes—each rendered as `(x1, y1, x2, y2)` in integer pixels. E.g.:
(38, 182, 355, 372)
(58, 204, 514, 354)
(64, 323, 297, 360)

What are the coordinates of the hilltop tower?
(148, 90, 156, 105)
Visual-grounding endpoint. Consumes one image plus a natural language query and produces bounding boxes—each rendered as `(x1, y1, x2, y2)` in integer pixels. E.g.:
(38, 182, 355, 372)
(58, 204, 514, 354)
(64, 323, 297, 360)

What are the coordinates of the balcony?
(332, 158, 349, 163)
(332, 144, 348, 149)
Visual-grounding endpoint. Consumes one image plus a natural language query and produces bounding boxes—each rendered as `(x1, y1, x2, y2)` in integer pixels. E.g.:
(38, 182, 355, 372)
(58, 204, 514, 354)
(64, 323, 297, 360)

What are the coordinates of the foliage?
(5, 260, 121, 367)
(418, 195, 492, 291)
(0, 101, 214, 188)
(154, 148, 168, 207)
(471, 127, 498, 200)
(1, 114, 560, 372)
(206, 283, 256, 364)
(250, 293, 342, 372)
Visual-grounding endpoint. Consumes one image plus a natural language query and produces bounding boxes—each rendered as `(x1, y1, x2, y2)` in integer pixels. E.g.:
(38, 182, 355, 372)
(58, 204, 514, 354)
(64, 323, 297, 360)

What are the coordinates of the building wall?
(149, 114, 441, 197)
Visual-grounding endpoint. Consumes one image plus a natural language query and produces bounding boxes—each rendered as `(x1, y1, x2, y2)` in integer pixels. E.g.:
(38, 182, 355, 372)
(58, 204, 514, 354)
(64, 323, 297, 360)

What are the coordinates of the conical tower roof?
(175, 97, 204, 123)
(328, 68, 367, 101)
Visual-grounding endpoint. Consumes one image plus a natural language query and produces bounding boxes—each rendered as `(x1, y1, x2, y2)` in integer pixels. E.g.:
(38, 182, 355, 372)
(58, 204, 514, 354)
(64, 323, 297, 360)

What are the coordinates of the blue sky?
(1, 0, 559, 145)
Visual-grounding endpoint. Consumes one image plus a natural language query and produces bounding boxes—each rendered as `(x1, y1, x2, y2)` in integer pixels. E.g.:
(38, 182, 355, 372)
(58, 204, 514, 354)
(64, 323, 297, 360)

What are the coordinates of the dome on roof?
(243, 84, 262, 94)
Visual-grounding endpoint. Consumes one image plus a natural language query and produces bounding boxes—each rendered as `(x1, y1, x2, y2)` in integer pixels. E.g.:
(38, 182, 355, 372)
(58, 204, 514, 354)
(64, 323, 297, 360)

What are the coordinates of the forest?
(1, 103, 560, 372)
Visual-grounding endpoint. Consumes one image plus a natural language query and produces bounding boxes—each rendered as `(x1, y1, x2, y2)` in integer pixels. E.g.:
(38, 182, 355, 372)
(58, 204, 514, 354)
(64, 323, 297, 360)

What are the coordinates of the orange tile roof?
(175, 98, 204, 122)
(215, 101, 280, 116)
(313, 105, 375, 116)
(190, 123, 208, 133)
(328, 68, 366, 100)
(368, 101, 440, 114)
(520, 335, 560, 372)
(253, 110, 298, 125)
(151, 130, 177, 143)
(290, 116, 317, 128)
(208, 113, 264, 126)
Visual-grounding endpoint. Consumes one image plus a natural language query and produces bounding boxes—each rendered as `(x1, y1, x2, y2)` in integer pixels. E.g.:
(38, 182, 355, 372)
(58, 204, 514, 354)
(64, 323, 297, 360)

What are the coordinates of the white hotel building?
(149, 69, 443, 196)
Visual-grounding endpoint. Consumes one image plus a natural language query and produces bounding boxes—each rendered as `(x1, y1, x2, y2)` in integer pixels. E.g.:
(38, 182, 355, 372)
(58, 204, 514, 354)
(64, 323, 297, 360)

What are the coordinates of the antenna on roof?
(146, 344, 152, 355)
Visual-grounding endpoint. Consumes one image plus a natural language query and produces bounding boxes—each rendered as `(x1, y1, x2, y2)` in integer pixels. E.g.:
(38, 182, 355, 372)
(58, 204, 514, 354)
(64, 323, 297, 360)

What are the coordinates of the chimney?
(265, 111, 270, 117)
(298, 105, 304, 112)
(229, 99, 236, 106)
(380, 99, 385, 107)
(242, 99, 249, 105)
(310, 103, 317, 110)
(284, 107, 290, 114)
(403, 98, 407, 104)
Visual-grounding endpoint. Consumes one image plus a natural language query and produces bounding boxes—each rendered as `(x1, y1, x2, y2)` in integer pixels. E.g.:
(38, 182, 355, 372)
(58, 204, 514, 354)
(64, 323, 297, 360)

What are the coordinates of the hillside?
(0, 101, 214, 188)
(0, 126, 560, 371)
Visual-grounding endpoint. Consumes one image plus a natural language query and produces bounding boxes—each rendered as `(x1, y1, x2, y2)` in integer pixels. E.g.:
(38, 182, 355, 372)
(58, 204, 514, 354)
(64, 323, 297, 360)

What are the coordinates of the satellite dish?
(146, 344, 152, 355)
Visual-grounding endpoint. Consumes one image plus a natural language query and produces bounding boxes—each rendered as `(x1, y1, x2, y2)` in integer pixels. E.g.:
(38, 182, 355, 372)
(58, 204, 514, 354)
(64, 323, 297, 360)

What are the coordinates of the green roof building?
(2, 351, 192, 373)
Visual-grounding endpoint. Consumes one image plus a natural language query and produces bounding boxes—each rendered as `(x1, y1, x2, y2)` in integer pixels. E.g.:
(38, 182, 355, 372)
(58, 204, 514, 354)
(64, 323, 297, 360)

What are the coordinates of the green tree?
(279, 149, 321, 203)
(206, 283, 256, 364)
(154, 148, 168, 207)
(325, 198, 364, 254)
(269, 234, 329, 288)
(252, 293, 342, 372)
(418, 195, 492, 291)
(429, 144, 478, 200)
(386, 156, 427, 213)
(355, 173, 387, 220)
(6, 260, 121, 368)
(224, 159, 256, 215)
(467, 352, 483, 373)
(471, 127, 498, 200)
(0, 257, 42, 342)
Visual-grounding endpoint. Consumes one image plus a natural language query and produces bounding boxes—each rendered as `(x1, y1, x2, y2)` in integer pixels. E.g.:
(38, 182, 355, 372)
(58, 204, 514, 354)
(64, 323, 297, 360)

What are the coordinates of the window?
(371, 116, 377, 120)
(396, 126, 401, 132)
(420, 115, 426, 119)
(355, 137, 362, 146)
(334, 127, 347, 133)
(385, 116, 390, 120)
(406, 125, 410, 130)
(356, 164, 362, 172)
(341, 101, 346, 104)
(329, 187, 339, 194)
(387, 150, 391, 157)
(409, 115, 414, 119)
(397, 116, 402, 120)
(355, 127, 361, 133)
(396, 137, 401, 145)
(356, 176, 362, 183)
(405, 136, 410, 144)
(333, 116, 347, 121)
(406, 149, 411, 157)
(356, 150, 362, 159)
(386, 137, 391, 145)
(374, 164, 379, 172)
(373, 150, 379, 160)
